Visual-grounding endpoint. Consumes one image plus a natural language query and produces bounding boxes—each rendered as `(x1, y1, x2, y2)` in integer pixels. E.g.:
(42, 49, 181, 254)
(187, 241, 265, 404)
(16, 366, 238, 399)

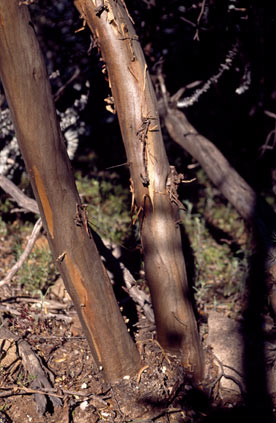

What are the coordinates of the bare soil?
(0, 233, 275, 423)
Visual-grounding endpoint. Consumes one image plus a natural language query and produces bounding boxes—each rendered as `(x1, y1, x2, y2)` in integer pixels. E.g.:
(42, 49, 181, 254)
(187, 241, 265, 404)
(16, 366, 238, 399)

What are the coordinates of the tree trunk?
(74, 0, 203, 380)
(0, 0, 140, 383)
(163, 107, 276, 267)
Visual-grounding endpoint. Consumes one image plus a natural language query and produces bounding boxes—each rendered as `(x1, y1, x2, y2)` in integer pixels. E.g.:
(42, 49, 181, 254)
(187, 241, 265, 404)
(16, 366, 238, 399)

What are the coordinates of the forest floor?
(0, 171, 276, 423)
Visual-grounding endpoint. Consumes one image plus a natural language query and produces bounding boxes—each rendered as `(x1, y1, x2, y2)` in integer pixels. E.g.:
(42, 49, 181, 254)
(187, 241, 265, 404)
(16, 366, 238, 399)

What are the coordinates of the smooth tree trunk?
(0, 0, 140, 383)
(74, 0, 203, 380)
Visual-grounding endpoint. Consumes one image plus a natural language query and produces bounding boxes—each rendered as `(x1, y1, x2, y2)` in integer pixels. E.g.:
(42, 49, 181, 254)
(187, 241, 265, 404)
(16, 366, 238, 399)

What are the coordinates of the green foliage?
(0, 216, 7, 237)
(1, 166, 252, 307)
(0, 197, 13, 215)
(14, 240, 58, 294)
(181, 170, 250, 306)
(76, 173, 132, 244)
(16, 371, 36, 387)
(3, 172, 132, 296)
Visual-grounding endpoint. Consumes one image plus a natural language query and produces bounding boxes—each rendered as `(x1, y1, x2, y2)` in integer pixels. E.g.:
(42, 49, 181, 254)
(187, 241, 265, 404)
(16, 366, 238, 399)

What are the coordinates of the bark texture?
(74, 0, 203, 380)
(0, 0, 140, 383)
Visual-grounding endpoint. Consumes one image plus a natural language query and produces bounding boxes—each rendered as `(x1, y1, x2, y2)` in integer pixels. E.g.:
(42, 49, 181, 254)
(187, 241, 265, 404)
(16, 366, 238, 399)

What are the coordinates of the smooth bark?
(74, 0, 203, 380)
(0, 0, 140, 382)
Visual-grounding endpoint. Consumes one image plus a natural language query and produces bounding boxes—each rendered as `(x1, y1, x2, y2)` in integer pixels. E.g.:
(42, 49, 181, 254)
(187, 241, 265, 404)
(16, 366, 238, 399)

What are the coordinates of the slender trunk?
(0, 0, 140, 383)
(74, 0, 203, 380)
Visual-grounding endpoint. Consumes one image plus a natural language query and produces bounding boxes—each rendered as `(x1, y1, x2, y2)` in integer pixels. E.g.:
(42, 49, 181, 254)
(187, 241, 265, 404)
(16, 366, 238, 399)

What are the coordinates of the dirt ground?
(0, 233, 275, 423)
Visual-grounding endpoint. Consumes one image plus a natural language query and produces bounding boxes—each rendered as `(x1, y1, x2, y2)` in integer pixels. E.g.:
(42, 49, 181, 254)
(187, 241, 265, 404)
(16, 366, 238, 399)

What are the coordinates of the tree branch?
(0, 218, 42, 287)
(0, 174, 39, 214)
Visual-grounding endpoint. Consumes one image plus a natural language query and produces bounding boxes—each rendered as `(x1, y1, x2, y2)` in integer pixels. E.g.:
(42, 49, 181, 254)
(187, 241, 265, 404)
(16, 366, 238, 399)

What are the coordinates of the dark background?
(21, 0, 274, 203)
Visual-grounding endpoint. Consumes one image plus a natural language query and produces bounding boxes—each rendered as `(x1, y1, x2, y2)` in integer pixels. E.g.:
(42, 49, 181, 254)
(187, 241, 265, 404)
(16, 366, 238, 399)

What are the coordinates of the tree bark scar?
(32, 66, 43, 81)
(95, 4, 107, 17)
(74, 203, 91, 238)
(32, 166, 54, 238)
(64, 253, 103, 365)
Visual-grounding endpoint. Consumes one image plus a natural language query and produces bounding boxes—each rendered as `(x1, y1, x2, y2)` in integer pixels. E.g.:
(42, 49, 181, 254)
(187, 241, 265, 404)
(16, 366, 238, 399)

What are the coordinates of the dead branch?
(194, 0, 206, 40)
(0, 327, 62, 412)
(159, 101, 276, 271)
(53, 66, 80, 102)
(0, 174, 39, 214)
(101, 239, 154, 323)
(0, 384, 109, 407)
(17, 338, 62, 412)
(11, 296, 70, 310)
(0, 304, 73, 323)
(0, 218, 43, 287)
(122, 265, 154, 323)
(210, 354, 245, 397)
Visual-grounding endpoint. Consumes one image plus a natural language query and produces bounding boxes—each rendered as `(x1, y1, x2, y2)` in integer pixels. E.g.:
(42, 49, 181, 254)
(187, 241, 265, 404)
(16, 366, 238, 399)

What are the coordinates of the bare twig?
(156, 70, 168, 112)
(122, 266, 154, 323)
(180, 16, 196, 27)
(136, 365, 149, 383)
(264, 110, 276, 120)
(0, 385, 109, 406)
(194, 0, 206, 40)
(259, 120, 276, 157)
(0, 174, 39, 214)
(53, 67, 80, 102)
(0, 218, 42, 287)
(207, 354, 245, 397)
(101, 239, 154, 323)
(0, 304, 73, 322)
(8, 296, 70, 310)
(0, 304, 21, 316)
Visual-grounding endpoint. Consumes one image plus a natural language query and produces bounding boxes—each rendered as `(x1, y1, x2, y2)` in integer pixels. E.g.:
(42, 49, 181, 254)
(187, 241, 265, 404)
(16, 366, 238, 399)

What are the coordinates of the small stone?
(161, 366, 166, 373)
(80, 400, 89, 410)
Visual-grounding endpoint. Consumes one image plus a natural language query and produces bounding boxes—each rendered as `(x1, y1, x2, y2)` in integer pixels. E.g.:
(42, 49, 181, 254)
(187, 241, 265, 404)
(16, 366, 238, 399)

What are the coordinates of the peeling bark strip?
(74, 0, 204, 379)
(64, 253, 102, 364)
(33, 166, 54, 238)
(0, 0, 140, 382)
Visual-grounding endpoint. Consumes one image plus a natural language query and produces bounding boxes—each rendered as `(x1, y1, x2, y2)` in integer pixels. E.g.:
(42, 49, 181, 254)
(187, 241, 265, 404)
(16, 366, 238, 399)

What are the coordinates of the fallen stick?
(0, 304, 73, 322)
(0, 174, 39, 214)
(0, 327, 62, 412)
(0, 218, 42, 287)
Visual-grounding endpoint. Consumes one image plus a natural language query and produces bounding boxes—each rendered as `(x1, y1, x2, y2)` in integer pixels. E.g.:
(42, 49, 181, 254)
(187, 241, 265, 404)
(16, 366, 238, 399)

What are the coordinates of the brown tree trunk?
(0, 0, 140, 383)
(165, 108, 257, 222)
(163, 107, 276, 266)
(74, 0, 203, 380)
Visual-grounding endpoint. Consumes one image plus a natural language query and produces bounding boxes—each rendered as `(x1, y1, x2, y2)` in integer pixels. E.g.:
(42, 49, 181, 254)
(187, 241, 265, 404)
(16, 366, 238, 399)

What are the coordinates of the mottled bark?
(0, 0, 140, 383)
(74, 0, 203, 380)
